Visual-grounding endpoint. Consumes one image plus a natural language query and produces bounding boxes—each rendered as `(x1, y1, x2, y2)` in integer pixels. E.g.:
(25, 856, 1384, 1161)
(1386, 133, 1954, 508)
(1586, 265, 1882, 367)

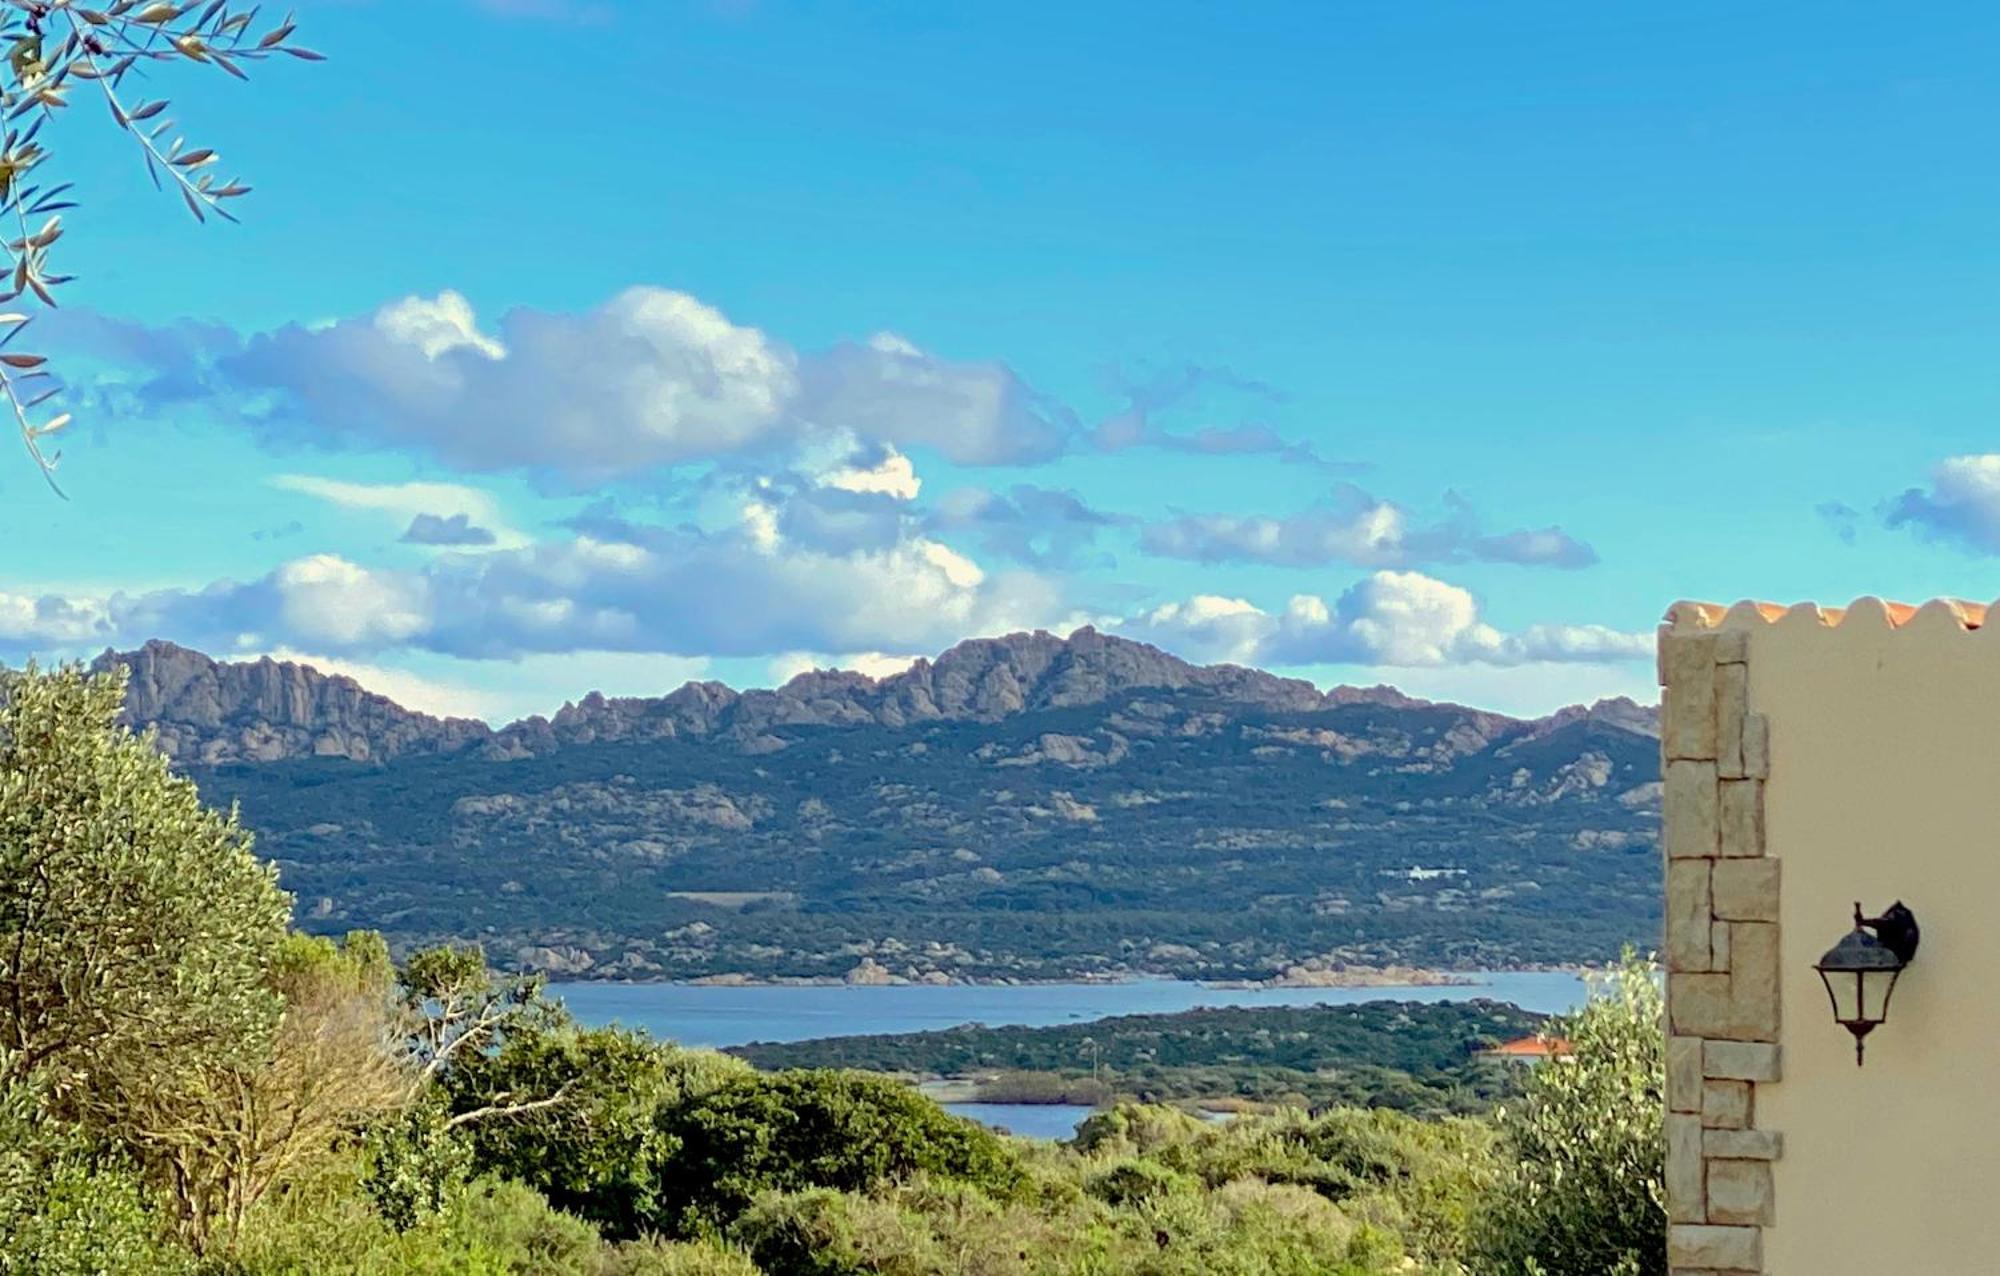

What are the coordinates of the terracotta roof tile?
(1480, 1035, 1574, 1058)
(1666, 597, 1988, 632)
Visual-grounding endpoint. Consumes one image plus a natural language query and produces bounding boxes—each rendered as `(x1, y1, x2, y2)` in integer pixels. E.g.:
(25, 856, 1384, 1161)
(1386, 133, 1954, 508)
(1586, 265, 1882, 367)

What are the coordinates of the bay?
(550, 970, 1591, 1050)
(552, 971, 1595, 1143)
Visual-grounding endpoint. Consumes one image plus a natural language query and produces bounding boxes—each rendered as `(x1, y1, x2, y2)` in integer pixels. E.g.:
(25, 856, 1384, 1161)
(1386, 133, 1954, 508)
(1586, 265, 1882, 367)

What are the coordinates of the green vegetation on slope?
(195, 690, 1662, 981)
(732, 999, 1545, 1116)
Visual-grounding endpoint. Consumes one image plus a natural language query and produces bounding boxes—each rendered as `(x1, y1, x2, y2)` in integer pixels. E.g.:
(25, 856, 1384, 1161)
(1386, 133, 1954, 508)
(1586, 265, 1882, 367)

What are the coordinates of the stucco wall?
(1662, 599, 2000, 1274)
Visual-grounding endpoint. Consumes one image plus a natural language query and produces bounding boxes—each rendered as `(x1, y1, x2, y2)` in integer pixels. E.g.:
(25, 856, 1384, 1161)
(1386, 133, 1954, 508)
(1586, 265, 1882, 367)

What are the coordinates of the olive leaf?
(0, 0, 318, 496)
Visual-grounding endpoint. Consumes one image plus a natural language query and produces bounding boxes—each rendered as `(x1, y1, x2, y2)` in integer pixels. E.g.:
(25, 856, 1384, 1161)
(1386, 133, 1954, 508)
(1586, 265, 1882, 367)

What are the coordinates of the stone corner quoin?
(1659, 617, 1779, 1275)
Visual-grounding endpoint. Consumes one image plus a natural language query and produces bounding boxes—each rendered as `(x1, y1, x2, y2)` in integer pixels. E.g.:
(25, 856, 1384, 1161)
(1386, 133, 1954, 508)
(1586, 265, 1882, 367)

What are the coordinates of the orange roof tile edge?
(1665, 597, 1989, 632)
(1481, 1036, 1574, 1056)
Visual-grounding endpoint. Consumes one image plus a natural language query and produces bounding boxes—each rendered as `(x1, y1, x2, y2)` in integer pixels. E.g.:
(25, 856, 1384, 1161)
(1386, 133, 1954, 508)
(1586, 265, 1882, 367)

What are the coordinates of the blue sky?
(6, 0, 2000, 722)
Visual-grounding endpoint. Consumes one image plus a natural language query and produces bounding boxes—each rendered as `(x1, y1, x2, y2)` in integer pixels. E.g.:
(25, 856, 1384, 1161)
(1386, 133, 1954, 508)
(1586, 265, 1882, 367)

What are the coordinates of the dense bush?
(445, 1016, 751, 1237)
(0, 1065, 190, 1276)
(656, 1069, 1026, 1233)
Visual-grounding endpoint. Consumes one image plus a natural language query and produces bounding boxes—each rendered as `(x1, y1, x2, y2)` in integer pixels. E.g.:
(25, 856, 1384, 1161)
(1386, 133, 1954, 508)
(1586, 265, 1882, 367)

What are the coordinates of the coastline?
(543, 963, 1588, 990)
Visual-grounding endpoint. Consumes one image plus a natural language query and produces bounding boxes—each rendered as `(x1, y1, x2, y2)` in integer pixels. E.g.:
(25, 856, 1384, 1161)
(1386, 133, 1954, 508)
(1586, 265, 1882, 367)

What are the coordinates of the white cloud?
(822, 447, 921, 500)
(269, 554, 434, 648)
(261, 648, 500, 721)
(373, 290, 507, 360)
(1125, 595, 1271, 665)
(769, 650, 922, 685)
(1141, 487, 1596, 570)
(0, 518, 1065, 667)
(198, 288, 1069, 480)
(1121, 570, 1650, 669)
(234, 288, 801, 479)
(271, 473, 529, 549)
(0, 591, 113, 647)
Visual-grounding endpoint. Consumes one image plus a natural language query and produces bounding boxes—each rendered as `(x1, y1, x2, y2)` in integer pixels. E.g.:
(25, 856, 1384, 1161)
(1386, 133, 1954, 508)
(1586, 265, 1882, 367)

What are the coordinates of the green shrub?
(731, 1187, 945, 1276)
(1071, 1103, 1208, 1156)
(362, 1093, 476, 1232)
(447, 1017, 750, 1239)
(587, 1237, 760, 1276)
(0, 1068, 191, 1276)
(226, 1158, 609, 1276)
(656, 1069, 1023, 1233)
(1085, 1159, 1198, 1207)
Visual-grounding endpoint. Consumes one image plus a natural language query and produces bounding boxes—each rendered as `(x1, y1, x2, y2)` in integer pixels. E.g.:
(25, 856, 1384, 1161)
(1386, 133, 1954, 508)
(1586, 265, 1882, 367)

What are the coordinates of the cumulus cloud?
(1140, 487, 1596, 570)
(1882, 455, 2000, 553)
(923, 484, 1127, 568)
(798, 333, 1072, 466)
(821, 446, 921, 500)
(235, 290, 801, 480)
(70, 290, 1077, 481)
(0, 515, 1065, 666)
(1119, 570, 1648, 669)
(1119, 595, 1272, 665)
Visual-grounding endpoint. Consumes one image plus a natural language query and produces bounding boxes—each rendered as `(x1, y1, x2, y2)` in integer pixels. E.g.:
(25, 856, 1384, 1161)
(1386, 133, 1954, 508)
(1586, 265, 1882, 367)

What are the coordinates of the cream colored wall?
(1741, 606, 2000, 1272)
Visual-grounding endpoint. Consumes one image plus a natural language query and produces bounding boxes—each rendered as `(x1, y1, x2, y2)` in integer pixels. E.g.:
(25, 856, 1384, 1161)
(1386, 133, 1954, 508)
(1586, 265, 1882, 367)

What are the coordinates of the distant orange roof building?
(1477, 1035, 1574, 1063)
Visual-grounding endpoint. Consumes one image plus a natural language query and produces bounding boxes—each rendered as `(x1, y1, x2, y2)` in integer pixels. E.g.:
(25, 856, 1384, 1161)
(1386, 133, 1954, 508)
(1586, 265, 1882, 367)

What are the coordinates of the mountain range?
(95, 631, 1665, 983)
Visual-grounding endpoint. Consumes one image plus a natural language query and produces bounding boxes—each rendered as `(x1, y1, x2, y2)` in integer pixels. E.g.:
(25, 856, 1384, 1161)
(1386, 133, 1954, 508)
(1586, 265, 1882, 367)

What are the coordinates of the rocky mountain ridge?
(97, 630, 1658, 767)
(120, 629, 1671, 982)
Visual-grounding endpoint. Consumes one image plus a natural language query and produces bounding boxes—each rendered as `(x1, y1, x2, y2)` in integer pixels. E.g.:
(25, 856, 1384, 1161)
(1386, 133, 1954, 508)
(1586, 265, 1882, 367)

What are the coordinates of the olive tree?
(0, 662, 291, 1098)
(1476, 952, 1666, 1276)
(0, 0, 316, 491)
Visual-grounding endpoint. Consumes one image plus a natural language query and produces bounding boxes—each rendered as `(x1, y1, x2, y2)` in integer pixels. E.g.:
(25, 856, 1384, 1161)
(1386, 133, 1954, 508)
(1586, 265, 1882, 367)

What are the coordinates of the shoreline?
(543, 963, 1590, 990)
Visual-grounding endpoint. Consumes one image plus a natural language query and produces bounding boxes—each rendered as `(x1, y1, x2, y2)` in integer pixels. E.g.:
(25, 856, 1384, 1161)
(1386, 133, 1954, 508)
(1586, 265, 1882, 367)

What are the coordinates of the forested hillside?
(105, 631, 1665, 981)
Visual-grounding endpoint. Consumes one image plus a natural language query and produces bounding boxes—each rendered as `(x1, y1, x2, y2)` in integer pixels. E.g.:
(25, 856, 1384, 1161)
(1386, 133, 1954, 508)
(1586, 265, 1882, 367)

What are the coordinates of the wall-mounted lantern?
(1814, 902, 1920, 1066)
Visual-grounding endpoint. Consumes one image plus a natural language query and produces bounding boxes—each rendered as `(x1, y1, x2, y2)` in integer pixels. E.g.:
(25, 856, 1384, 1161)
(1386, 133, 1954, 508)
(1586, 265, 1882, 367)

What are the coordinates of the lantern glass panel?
(1823, 969, 1862, 1023)
(1861, 967, 1900, 1023)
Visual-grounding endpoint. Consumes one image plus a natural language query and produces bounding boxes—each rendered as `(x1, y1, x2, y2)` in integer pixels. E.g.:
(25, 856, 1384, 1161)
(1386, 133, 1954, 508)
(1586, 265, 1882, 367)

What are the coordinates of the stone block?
(1707, 1159, 1774, 1226)
(1666, 861, 1714, 972)
(1668, 1035, 1705, 1113)
(1710, 920, 1731, 970)
(1662, 633, 1719, 759)
(1669, 1224, 1761, 1271)
(1669, 973, 1734, 1039)
(1711, 859, 1779, 921)
(1703, 1079, 1752, 1129)
(1670, 927, 1780, 1043)
(1705, 1128, 1783, 1160)
(1724, 922, 1781, 1040)
(1667, 1113, 1705, 1222)
(1714, 628, 1750, 663)
(1665, 760, 1720, 859)
(1703, 1040, 1780, 1082)
(1716, 663, 1748, 777)
(1718, 780, 1765, 858)
(1742, 713, 1769, 779)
